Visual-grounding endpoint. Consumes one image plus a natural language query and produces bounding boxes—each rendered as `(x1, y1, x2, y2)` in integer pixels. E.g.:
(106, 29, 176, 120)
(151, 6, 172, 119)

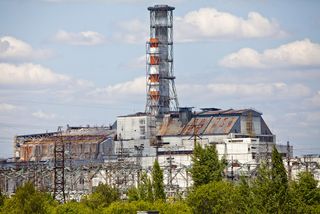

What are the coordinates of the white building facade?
(103, 108, 291, 195)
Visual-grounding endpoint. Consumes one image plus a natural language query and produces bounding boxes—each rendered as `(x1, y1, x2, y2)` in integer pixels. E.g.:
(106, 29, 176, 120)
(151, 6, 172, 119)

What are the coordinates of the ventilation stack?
(146, 5, 179, 117)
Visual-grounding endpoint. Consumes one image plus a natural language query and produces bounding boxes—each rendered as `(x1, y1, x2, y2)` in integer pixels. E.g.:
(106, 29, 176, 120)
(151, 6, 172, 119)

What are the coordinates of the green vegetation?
(128, 159, 166, 203)
(128, 172, 154, 202)
(0, 147, 319, 213)
(81, 183, 119, 211)
(0, 181, 57, 214)
(189, 143, 225, 187)
(152, 159, 166, 201)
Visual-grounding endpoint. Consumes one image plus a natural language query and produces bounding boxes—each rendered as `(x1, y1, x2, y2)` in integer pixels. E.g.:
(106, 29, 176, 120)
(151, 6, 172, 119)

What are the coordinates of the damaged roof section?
(158, 108, 267, 137)
(15, 126, 116, 162)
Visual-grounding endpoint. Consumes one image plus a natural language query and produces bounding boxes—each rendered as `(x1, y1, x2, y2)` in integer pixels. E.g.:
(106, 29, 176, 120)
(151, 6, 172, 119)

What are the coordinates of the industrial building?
(14, 126, 116, 162)
(2, 4, 315, 201)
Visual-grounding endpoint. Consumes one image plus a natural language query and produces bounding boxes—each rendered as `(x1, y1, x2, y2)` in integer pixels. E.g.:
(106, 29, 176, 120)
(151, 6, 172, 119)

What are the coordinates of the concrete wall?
(117, 115, 155, 140)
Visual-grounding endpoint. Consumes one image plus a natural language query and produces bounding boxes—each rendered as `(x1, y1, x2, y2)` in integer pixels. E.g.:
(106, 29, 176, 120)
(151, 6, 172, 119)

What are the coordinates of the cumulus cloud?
(178, 82, 310, 100)
(92, 76, 145, 95)
(114, 19, 147, 44)
(87, 76, 145, 104)
(87, 77, 310, 106)
(175, 8, 285, 42)
(32, 110, 56, 120)
(114, 7, 285, 43)
(0, 63, 70, 86)
(0, 36, 52, 60)
(122, 55, 145, 69)
(54, 30, 106, 46)
(220, 39, 320, 68)
(0, 103, 17, 112)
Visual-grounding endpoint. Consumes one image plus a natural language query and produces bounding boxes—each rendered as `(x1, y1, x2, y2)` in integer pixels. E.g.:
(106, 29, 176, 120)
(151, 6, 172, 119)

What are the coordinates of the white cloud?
(308, 91, 320, 107)
(87, 76, 145, 104)
(114, 19, 147, 44)
(175, 8, 285, 42)
(0, 63, 94, 89)
(122, 55, 145, 69)
(178, 82, 310, 100)
(32, 110, 56, 120)
(43, 0, 174, 2)
(92, 76, 145, 95)
(54, 30, 106, 46)
(0, 36, 52, 60)
(115, 7, 284, 44)
(0, 63, 70, 86)
(220, 39, 320, 68)
(0, 103, 17, 112)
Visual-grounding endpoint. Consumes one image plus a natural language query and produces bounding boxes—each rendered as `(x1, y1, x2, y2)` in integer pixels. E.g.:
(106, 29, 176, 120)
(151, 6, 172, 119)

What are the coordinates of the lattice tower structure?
(53, 127, 65, 203)
(146, 5, 179, 117)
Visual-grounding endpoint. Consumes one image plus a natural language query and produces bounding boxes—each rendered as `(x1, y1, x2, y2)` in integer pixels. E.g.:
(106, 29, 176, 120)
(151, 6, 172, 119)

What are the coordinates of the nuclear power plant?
(0, 5, 318, 202)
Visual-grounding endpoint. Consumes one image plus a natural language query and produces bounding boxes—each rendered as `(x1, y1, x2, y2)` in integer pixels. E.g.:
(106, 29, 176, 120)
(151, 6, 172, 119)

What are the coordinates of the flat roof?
(148, 5, 175, 11)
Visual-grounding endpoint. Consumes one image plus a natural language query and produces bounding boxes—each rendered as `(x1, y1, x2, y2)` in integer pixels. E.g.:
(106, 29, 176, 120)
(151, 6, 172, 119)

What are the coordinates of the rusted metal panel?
(158, 117, 183, 136)
(21, 145, 33, 161)
(180, 117, 212, 136)
(203, 116, 238, 135)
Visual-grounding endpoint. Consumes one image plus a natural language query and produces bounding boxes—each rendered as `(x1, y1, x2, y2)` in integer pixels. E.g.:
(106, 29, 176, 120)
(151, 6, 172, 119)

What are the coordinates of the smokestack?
(146, 5, 179, 117)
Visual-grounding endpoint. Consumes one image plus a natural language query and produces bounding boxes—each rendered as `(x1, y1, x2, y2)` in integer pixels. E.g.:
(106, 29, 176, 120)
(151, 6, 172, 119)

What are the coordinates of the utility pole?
(168, 150, 173, 197)
(134, 144, 144, 185)
(266, 142, 270, 168)
(231, 156, 234, 181)
(287, 141, 292, 181)
(191, 111, 201, 147)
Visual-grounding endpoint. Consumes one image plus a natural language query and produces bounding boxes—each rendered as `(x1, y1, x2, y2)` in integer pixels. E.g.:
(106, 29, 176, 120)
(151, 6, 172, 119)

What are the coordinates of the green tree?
(293, 171, 320, 205)
(146, 177, 154, 202)
(103, 200, 155, 214)
(236, 176, 259, 213)
(249, 147, 290, 213)
(189, 143, 225, 187)
(127, 172, 153, 202)
(1, 182, 56, 214)
(290, 171, 320, 212)
(187, 181, 240, 214)
(152, 159, 165, 201)
(127, 187, 139, 202)
(55, 201, 93, 214)
(270, 146, 289, 210)
(103, 200, 191, 214)
(0, 189, 6, 207)
(82, 183, 119, 210)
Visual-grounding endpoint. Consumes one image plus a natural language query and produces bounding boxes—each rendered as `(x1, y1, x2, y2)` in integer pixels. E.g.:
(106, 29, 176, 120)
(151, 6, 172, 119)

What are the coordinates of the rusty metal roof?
(158, 115, 240, 136)
(180, 117, 212, 135)
(203, 116, 238, 135)
(158, 116, 183, 136)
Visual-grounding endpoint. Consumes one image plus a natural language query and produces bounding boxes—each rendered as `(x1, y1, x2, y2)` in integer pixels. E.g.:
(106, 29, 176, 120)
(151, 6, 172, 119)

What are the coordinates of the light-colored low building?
(109, 107, 291, 195)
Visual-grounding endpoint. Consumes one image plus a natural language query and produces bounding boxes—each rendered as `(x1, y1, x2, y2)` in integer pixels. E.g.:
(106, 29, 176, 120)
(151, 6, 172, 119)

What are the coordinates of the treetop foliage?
(152, 159, 166, 201)
(189, 143, 226, 187)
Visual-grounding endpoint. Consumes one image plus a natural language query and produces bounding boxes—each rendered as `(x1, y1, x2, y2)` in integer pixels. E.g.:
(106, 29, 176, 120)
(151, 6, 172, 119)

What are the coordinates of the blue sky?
(0, 0, 319, 157)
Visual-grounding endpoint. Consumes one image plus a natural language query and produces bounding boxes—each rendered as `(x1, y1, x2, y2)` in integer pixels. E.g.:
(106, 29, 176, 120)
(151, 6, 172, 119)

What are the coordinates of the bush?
(55, 201, 93, 214)
(187, 181, 240, 214)
(1, 182, 56, 214)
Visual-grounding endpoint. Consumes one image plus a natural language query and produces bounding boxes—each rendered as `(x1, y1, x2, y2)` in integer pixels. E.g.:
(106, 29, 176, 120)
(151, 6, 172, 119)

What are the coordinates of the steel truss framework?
(54, 128, 65, 203)
(1, 153, 319, 201)
(146, 5, 179, 116)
